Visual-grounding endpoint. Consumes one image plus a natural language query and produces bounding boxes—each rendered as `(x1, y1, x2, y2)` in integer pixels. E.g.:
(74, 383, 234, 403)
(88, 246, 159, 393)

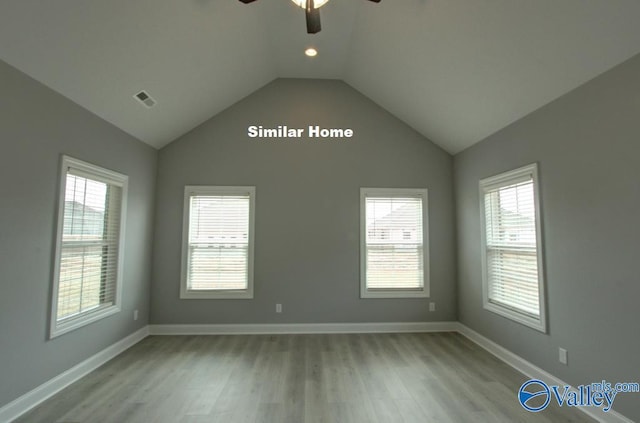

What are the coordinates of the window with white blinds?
(360, 188, 429, 298)
(51, 156, 127, 338)
(181, 186, 255, 299)
(480, 163, 546, 332)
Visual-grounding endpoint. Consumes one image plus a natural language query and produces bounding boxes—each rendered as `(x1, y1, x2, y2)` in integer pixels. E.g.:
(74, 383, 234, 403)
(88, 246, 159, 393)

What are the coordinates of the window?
(360, 188, 429, 298)
(480, 163, 547, 332)
(181, 186, 255, 299)
(50, 156, 127, 338)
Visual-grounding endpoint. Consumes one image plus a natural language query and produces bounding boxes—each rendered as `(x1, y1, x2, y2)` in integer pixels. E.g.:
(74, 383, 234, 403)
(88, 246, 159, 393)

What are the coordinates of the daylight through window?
(360, 188, 429, 298)
(51, 156, 127, 337)
(181, 186, 255, 299)
(480, 163, 546, 332)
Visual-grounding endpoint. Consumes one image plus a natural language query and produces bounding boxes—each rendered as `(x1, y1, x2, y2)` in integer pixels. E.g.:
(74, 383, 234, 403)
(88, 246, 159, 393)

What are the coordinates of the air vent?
(134, 90, 156, 108)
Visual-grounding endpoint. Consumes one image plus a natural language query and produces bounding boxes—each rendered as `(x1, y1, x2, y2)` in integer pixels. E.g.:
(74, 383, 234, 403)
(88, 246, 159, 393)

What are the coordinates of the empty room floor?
(16, 332, 594, 423)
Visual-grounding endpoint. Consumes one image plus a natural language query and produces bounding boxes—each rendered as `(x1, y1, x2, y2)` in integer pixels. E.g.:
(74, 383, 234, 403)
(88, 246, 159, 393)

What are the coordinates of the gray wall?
(454, 54, 640, 420)
(151, 79, 456, 324)
(0, 60, 157, 408)
(6, 45, 635, 418)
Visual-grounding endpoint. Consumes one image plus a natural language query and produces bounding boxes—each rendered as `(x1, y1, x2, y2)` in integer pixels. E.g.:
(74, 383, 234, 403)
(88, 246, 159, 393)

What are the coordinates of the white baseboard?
(456, 323, 634, 423)
(2, 323, 634, 423)
(0, 326, 149, 423)
(148, 321, 459, 335)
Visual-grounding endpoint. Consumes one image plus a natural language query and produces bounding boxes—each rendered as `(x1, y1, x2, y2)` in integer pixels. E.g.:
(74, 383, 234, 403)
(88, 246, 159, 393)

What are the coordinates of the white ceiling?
(2, 0, 640, 153)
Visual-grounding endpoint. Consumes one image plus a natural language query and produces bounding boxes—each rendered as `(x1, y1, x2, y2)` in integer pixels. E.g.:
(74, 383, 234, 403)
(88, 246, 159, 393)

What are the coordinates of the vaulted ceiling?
(2, 0, 640, 153)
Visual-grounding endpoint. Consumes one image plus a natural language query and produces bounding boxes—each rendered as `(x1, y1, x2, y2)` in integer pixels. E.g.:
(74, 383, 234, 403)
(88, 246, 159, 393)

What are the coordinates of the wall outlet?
(276, 304, 282, 313)
(429, 302, 436, 312)
(133, 309, 139, 321)
(559, 347, 568, 365)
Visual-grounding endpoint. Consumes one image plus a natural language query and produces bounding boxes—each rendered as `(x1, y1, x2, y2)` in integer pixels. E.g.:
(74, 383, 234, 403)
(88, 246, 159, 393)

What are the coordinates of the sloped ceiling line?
(1, 0, 640, 153)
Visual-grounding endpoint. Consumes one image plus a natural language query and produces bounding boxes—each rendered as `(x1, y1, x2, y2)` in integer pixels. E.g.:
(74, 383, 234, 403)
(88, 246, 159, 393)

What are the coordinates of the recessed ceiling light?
(305, 47, 318, 57)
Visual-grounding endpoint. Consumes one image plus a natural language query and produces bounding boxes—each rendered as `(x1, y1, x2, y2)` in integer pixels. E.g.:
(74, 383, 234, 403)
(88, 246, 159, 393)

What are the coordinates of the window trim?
(180, 185, 256, 299)
(479, 163, 547, 333)
(50, 155, 128, 339)
(360, 187, 430, 299)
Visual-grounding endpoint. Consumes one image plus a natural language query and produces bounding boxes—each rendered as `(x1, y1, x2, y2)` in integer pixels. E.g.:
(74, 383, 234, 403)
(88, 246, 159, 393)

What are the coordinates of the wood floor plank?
(14, 333, 597, 423)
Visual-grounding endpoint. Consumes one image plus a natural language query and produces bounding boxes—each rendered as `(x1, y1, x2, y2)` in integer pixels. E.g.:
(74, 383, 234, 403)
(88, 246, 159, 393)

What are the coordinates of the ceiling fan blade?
(306, 0, 321, 34)
(238, 0, 258, 3)
(367, 0, 381, 2)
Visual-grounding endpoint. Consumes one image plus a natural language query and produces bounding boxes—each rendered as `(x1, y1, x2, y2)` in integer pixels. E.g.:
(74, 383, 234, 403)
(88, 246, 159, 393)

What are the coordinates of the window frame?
(479, 163, 547, 332)
(180, 185, 256, 300)
(360, 187, 430, 299)
(50, 155, 128, 339)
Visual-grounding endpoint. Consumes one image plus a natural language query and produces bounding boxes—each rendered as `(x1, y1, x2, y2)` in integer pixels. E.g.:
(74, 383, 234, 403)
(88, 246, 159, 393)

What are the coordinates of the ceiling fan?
(239, 0, 381, 34)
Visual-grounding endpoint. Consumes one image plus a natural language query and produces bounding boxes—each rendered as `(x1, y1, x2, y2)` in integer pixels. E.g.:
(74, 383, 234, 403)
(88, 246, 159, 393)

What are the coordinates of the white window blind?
(181, 186, 255, 299)
(480, 163, 546, 332)
(361, 188, 429, 298)
(51, 156, 127, 338)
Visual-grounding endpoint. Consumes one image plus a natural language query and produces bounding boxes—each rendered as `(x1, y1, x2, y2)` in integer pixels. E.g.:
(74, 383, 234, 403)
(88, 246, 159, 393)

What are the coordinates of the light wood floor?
(16, 333, 595, 423)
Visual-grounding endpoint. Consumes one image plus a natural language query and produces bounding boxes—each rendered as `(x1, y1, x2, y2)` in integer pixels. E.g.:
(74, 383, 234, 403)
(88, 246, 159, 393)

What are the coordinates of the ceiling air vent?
(134, 90, 156, 108)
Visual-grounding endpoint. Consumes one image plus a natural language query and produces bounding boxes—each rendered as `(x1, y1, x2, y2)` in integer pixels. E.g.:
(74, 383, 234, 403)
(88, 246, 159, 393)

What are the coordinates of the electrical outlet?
(276, 304, 282, 313)
(559, 347, 568, 365)
(133, 309, 139, 321)
(429, 302, 436, 312)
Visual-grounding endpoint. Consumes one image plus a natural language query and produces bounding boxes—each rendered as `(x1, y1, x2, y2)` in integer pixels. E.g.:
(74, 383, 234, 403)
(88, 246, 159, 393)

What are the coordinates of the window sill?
(50, 304, 120, 339)
(483, 301, 547, 333)
(361, 288, 429, 299)
(180, 289, 253, 300)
